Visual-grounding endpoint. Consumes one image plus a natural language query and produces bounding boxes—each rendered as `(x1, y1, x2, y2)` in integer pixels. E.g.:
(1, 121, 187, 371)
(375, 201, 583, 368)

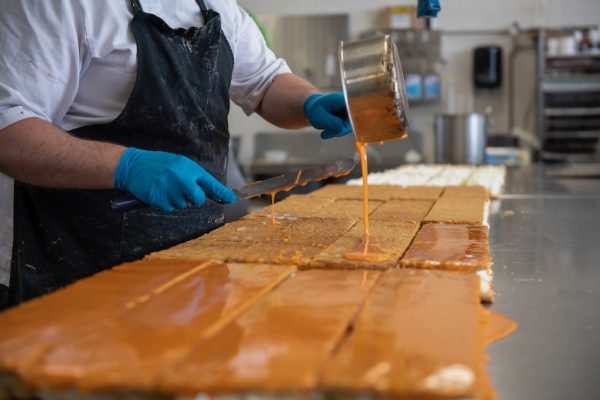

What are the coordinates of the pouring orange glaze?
(267, 171, 302, 226)
(270, 192, 276, 225)
(344, 141, 390, 262)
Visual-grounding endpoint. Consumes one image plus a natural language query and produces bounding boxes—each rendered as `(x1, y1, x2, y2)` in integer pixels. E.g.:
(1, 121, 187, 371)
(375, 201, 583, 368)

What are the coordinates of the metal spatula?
(111, 158, 356, 212)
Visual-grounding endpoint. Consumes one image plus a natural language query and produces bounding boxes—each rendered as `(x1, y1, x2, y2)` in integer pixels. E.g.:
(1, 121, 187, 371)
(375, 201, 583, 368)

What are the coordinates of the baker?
(0, 0, 352, 309)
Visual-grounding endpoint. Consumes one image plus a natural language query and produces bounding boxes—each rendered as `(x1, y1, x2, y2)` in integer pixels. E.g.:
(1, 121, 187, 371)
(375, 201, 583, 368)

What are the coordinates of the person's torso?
(63, 0, 238, 131)
(6, 0, 235, 308)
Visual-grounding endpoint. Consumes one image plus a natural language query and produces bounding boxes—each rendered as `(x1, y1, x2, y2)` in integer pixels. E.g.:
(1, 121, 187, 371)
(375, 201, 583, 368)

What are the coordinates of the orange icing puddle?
(344, 141, 390, 261)
(483, 309, 518, 345)
(343, 235, 391, 262)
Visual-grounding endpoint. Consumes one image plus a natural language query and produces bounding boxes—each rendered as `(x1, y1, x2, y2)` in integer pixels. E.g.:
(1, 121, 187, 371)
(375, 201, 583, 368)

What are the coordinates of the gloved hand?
(303, 92, 353, 139)
(114, 148, 237, 212)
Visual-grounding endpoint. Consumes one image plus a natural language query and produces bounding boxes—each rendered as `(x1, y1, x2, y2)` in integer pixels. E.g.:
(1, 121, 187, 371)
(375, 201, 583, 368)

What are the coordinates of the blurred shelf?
(545, 130, 600, 139)
(546, 53, 600, 59)
(544, 107, 600, 116)
(541, 77, 600, 92)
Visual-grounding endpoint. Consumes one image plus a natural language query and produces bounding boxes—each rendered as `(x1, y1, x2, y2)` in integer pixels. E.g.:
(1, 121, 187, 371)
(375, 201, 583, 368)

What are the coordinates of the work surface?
(488, 166, 600, 399)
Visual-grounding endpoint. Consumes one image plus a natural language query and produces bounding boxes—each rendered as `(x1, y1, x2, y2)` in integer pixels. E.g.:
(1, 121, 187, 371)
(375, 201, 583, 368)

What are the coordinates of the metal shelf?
(546, 53, 600, 60)
(536, 28, 600, 159)
(545, 130, 600, 139)
(541, 78, 600, 93)
(544, 107, 600, 116)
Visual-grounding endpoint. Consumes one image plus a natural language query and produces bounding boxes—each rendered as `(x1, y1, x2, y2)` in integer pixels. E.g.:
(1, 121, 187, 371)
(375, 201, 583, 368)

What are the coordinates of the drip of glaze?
(270, 192, 276, 225)
(344, 235, 391, 262)
(344, 141, 390, 262)
(266, 171, 302, 226)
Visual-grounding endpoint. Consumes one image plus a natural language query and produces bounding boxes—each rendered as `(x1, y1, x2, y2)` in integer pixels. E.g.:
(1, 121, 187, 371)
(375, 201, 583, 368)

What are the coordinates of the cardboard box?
(384, 6, 417, 29)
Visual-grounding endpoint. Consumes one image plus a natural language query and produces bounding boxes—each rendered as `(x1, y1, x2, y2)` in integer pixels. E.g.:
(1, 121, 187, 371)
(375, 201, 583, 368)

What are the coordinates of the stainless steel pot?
(434, 113, 487, 164)
(339, 35, 410, 144)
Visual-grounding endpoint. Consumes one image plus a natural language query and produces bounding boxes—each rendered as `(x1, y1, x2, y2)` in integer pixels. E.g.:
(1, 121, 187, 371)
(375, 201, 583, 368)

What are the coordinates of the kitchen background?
(231, 0, 600, 165)
(1, 0, 599, 286)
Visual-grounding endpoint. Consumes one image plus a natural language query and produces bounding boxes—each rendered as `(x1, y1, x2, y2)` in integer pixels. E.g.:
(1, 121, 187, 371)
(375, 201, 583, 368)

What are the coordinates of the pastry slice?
(400, 223, 493, 302)
(369, 199, 434, 223)
(389, 185, 444, 200)
(442, 185, 489, 200)
(233, 217, 356, 267)
(424, 197, 490, 226)
(244, 195, 334, 220)
(311, 199, 384, 221)
(401, 224, 491, 271)
(0, 263, 294, 392)
(322, 269, 491, 399)
(159, 269, 381, 395)
(310, 221, 419, 270)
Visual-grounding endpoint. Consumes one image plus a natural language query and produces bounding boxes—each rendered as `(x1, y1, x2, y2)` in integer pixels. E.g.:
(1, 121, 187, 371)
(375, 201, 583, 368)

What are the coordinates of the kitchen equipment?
(111, 158, 357, 211)
(473, 46, 502, 89)
(339, 35, 410, 144)
(434, 113, 487, 164)
(247, 131, 424, 177)
(535, 28, 600, 163)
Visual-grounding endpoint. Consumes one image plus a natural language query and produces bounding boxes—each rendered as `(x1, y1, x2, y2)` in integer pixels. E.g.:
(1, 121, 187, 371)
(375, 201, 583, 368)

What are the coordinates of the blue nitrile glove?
(303, 93, 353, 140)
(114, 148, 237, 212)
(417, 0, 441, 18)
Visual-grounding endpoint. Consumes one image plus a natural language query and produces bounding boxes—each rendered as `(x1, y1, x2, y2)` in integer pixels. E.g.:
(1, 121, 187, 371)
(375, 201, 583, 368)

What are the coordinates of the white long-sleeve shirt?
(0, 0, 291, 132)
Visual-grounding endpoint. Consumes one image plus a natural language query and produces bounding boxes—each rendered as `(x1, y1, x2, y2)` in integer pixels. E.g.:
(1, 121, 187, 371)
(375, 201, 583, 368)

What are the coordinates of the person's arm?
(0, 118, 237, 211)
(257, 73, 353, 139)
(0, 118, 125, 189)
(255, 73, 318, 129)
(227, 5, 351, 138)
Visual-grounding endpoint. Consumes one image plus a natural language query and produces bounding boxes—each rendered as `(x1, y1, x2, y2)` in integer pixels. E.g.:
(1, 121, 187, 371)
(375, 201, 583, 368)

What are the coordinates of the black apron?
(6, 0, 233, 309)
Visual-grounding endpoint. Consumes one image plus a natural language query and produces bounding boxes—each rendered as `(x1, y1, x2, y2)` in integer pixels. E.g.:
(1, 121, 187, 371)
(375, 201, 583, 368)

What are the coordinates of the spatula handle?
(111, 193, 224, 212)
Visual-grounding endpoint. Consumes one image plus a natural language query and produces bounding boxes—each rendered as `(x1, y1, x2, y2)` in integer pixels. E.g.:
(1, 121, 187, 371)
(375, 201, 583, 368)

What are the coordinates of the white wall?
(233, 0, 600, 163)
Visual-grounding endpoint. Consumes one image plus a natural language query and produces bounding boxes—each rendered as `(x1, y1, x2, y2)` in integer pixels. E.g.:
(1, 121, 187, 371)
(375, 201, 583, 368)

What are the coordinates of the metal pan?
(339, 35, 410, 144)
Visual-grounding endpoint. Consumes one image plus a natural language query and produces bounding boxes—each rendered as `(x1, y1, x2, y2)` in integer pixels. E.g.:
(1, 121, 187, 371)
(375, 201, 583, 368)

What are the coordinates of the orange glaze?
(343, 235, 391, 262)
(160, 269, 381, 395)
(344, 141, 390, 262)
(0, 260, 208, 373)
(270, 192, 276, 225)
(401, 223, 491, 271)
(322, 269, 514, 399)
(483, 310, 518, 345)
(265, 171, 302, 225)
(0, 261, 295, 391)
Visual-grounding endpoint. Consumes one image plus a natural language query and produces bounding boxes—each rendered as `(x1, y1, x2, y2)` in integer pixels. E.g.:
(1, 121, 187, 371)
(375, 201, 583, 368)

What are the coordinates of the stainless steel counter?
(488, 166, 600, 399)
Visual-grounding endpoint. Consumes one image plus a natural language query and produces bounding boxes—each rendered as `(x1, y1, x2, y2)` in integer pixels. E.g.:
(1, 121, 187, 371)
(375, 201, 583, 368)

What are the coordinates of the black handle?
(110, 194, 146, 212)
(111, 193, 225, 212)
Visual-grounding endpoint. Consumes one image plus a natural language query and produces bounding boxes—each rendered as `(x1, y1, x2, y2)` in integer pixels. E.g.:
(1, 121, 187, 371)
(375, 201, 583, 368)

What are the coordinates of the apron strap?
(129, 0, 144, 14)
(195, 0, 208, 13)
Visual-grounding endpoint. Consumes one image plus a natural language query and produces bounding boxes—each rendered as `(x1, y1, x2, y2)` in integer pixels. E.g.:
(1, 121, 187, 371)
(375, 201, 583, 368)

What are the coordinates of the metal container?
(339, 35, 410, 144)
(434, 113, 487, 164)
